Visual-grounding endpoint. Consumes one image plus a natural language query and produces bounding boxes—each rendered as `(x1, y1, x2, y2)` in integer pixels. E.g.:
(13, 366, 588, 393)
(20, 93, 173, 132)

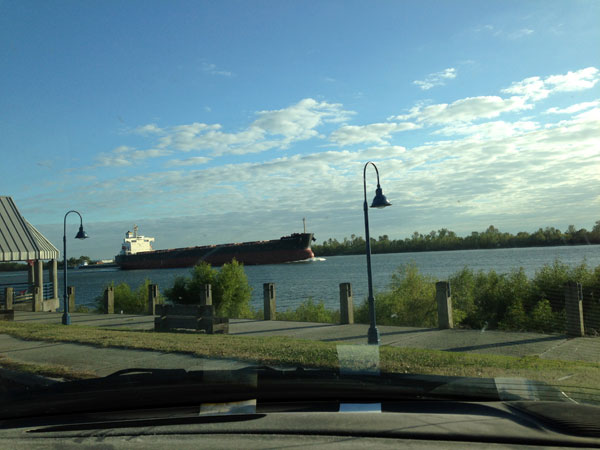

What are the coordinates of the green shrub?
(448, 267, 477, 326)
(164, 260, 253, 318)
(529, 299, 563, 333)
(498, 301, 528, 331)
(276, 298, 339, 323)
(481, 269, 529, 329)
(355, 262, 437, 327)
(95, 278, 159, 314)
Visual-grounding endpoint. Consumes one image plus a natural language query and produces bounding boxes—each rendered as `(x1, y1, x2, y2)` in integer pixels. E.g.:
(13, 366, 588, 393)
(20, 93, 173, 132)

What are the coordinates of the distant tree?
(311, 220, 600, 256)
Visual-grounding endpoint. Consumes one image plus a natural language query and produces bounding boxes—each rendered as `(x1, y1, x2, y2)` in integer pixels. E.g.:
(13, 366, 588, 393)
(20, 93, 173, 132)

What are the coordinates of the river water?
(1, 245, 599, 312)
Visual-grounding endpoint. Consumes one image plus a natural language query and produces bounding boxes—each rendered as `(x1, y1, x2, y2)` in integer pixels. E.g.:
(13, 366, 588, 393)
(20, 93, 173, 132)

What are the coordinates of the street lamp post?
(363, 162, 392, 345)
(62, 210, 89, 325)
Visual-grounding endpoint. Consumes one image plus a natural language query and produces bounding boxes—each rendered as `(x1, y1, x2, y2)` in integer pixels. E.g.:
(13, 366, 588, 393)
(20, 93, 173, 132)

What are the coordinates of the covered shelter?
(0, 196, 60, 311)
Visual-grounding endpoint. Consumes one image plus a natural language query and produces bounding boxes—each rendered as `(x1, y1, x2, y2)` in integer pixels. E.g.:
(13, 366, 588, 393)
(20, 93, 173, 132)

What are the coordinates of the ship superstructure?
(120, 225, 155, 255)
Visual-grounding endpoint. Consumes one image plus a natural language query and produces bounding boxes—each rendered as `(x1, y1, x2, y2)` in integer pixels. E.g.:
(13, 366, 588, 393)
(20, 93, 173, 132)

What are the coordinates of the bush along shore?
(90, 259, 600, 336)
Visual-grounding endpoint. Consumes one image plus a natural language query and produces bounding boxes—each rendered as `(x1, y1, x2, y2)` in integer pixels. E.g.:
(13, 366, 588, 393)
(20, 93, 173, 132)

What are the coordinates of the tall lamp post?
(62, 210, 89, 325)
(363, 162, 392, 345)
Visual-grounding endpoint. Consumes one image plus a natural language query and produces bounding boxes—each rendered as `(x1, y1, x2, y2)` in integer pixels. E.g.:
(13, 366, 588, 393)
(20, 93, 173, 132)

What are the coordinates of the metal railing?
(0, 282, 55, 304)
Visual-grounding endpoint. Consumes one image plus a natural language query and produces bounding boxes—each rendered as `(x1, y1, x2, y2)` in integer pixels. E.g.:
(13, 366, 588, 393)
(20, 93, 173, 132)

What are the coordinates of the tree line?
(311, 221, 600, 256)
(0, 256, 92, 272)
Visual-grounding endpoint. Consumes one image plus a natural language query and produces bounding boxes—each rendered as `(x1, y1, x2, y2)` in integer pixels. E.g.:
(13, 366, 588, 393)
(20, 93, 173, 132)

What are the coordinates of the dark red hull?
(115, 233, 314, 270)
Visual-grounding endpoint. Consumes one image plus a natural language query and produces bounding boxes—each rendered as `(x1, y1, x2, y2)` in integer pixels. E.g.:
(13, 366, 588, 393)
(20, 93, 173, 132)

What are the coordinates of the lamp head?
(75, 225, 89, 239)
(370, 186, 392, 209)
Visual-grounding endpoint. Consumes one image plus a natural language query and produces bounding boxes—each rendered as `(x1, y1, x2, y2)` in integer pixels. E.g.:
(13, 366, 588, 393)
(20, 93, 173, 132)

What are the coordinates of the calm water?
(1, 245, 599, 312)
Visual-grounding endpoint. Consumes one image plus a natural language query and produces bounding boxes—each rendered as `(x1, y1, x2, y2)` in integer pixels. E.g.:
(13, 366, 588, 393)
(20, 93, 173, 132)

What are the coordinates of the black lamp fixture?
(363, 161, 391, 345)
(75, 225, 88, 240)
(62, 210, 89, 325)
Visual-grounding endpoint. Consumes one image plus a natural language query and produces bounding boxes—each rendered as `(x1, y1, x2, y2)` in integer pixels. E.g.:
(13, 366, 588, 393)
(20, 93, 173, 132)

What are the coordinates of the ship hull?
(115, 233, 314, 270)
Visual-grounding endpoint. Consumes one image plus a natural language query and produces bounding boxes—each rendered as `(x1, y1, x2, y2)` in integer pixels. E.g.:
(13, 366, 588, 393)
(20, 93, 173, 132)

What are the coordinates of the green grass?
(1, 321, 599, 403)
(0, 355, 96, 381)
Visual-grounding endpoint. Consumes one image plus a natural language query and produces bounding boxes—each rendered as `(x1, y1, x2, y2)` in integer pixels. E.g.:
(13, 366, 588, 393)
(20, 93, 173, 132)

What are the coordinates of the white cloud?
(413, 68, 457, 90)
(149, 98, 355, 156)
(84, 106, 598, 228)
(329, 122, 419, 146)
(508, 28, 534, 39)
(253, 98, 353, 139)
(475, 24, 533, 40)
(202, 62, 233, 77)
(546, 67, 600, 91)
(433, 120, 539, 140)
(166, 156, 212, 167)
(545, 100, 600, 115)
(390, 96, 531, 125)
(133, 123, 164, 135)
(95, 146, 171, 167)
(502, 67, 599, 101)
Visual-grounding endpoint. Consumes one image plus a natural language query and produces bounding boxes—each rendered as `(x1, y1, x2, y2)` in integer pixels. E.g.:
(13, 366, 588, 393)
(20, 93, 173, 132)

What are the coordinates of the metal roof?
(0, 196, 59, 261)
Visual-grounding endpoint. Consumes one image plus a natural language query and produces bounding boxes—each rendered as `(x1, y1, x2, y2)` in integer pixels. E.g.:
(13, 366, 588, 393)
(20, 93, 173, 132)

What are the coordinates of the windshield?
(1, 0, 599, 414)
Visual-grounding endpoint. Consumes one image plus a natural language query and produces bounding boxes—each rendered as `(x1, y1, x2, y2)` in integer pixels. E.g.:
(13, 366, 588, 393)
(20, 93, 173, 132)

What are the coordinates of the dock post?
(339, 283, 354, 324)
(1, 288, 13, 321)
(68, 286, 76, 313)
(32, 287, 41, 312)
(148, 284, 159, 315)
(565, 281, 585, 337)
(200, 284, 212, 306)
(436, 281, 453, 329)
(263, 283, 276, 320)
(104, 286, 114, 314)
(4, 287, 13, 310)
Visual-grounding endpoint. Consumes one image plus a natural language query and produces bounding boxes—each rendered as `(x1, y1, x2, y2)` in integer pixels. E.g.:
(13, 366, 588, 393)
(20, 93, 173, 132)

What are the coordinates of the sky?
(1, 0, 599, 259)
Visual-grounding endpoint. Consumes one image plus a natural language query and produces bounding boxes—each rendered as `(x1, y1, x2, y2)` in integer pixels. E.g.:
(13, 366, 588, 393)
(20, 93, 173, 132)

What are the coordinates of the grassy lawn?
(1, 321, 599, 403)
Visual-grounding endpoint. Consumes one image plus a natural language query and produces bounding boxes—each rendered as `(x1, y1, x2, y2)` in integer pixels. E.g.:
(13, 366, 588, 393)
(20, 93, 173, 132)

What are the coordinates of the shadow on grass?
(445, 335, 567, 353)
(231, 323, 335, 335)
(321, 327, 436, 343)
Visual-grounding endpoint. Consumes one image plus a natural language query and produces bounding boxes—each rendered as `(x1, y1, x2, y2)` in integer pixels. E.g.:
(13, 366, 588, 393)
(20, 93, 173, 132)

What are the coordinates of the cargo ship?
(115, 225, 315, 270)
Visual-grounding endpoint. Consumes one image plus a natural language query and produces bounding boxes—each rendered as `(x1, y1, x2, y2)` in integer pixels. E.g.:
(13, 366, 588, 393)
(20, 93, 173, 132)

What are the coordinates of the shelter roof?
(0, 196, 59, 261)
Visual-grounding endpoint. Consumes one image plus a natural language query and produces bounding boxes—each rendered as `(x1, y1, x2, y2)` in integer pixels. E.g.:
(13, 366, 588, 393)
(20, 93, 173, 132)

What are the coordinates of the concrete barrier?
(104, 285, 114, 314)
(264, 283, 276, 320)
(148, 284, 159, 315)
(68, 286, 75, 313)
(565, 281, 584, 337)
(436, 281, 453, 329)
(339, 283, 354, 324)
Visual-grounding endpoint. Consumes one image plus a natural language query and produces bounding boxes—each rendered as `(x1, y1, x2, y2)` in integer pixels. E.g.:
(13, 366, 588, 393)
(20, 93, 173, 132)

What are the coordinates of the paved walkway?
(1, 311, 598, 378)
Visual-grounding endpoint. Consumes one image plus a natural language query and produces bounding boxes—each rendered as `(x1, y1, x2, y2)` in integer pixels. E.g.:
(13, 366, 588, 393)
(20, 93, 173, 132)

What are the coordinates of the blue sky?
(1, 0, 599, 259)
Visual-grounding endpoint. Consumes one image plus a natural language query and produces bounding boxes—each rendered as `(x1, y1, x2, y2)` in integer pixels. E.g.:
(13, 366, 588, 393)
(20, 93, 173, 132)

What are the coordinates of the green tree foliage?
(95, 278, 158, 314)
(311, 221, 600, 256)
(448, 261, 600, 333)
(0, 262, 29, 272)
(164, 260, 253, 318)
(355, 262, 437, 327)
(350, 261, 599, 334)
